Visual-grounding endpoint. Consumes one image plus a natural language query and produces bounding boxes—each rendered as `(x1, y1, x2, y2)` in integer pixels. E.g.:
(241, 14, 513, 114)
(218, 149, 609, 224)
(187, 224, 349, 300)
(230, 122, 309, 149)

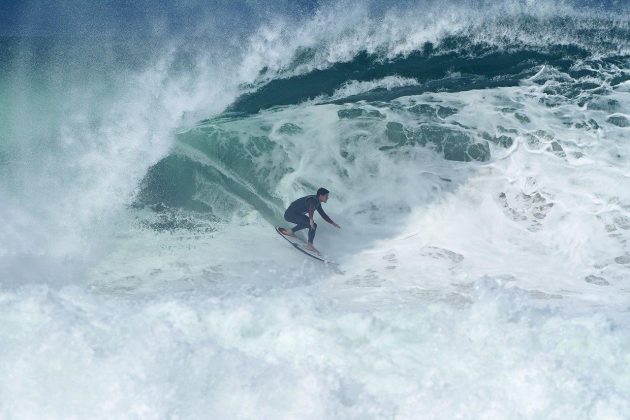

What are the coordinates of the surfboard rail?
(275, 227, 337, 265)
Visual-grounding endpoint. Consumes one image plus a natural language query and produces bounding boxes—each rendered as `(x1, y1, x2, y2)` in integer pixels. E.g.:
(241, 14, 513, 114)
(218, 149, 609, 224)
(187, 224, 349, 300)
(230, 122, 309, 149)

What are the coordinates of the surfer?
(279, 188, 341, 253)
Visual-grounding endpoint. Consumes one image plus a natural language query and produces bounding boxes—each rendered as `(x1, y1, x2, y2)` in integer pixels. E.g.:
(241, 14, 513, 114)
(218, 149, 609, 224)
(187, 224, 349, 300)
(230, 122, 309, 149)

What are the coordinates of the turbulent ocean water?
(1, 1, 630, 418)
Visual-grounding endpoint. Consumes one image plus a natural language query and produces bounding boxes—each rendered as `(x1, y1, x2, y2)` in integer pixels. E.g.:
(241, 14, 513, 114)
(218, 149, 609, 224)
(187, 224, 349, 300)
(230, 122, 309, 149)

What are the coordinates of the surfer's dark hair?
(317, 187, 330, 197)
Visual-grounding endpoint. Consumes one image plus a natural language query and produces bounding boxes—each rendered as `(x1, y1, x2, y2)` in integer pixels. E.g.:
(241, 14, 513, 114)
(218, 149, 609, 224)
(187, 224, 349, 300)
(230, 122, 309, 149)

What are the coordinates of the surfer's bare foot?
(305, 243, 320, 254)
(280, 228, 295, 237)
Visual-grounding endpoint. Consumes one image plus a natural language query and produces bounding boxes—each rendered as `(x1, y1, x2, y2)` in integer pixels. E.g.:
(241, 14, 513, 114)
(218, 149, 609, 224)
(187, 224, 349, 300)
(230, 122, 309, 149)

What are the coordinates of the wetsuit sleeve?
(316, 206, 334, 224)
(307, 201, 316, 220)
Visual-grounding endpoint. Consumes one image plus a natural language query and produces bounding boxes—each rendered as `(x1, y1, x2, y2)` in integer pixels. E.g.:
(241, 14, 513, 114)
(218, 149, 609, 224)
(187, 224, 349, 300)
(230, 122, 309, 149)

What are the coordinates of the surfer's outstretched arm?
(317, 207, 341, 228)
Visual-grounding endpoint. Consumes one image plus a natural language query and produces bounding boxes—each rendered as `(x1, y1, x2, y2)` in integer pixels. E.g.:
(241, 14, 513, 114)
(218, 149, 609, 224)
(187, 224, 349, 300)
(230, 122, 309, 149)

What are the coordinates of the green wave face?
(135, 20, 630, 224)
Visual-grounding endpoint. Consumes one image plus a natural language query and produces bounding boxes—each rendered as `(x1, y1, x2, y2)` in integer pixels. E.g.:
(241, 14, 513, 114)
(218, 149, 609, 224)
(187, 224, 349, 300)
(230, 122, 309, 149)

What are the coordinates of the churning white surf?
(1, 0, 630, 419)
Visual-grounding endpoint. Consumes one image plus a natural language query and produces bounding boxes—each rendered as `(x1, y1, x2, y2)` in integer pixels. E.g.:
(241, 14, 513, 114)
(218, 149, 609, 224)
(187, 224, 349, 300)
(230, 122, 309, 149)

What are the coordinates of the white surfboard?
(276, 227, 337, 265)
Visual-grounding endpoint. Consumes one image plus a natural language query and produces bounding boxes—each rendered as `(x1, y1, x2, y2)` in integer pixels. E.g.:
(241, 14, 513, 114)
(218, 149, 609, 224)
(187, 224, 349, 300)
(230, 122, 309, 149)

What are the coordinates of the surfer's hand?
(310, 220, 315, 229)
(333, 222, 341, 229)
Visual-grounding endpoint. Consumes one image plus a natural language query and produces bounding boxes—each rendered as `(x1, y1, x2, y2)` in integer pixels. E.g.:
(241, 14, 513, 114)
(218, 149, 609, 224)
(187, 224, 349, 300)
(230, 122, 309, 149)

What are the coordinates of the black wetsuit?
(284, 195, 334, 244)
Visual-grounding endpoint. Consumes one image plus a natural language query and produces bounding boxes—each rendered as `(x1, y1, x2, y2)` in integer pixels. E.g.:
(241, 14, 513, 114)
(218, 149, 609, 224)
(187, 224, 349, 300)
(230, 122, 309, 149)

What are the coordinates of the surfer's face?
(320, 193, 329, 203)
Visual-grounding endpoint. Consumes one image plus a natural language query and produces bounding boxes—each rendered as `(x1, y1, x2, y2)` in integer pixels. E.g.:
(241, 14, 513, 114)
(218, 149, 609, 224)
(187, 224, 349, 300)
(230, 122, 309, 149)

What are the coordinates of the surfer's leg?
(293, 216, 310, 233)
(307, 222, 317, 244)
(278, 227, 295, 236)
(304, 241, 319, 254)
(285, 212, 309, 234)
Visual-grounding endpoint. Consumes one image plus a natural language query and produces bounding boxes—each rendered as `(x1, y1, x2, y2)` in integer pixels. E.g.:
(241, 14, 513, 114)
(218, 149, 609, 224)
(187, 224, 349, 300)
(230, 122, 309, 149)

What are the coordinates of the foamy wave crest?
(327, 76, 420, 101)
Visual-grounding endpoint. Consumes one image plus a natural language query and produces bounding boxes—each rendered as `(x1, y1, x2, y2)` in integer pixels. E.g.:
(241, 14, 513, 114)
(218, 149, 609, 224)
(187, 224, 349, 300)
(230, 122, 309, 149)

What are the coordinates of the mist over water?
(1, 1, 630, 418)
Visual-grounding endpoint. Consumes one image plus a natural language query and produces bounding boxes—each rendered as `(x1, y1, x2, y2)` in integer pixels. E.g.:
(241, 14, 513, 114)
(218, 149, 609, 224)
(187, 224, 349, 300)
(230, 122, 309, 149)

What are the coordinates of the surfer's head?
(317, 187, 330, 203)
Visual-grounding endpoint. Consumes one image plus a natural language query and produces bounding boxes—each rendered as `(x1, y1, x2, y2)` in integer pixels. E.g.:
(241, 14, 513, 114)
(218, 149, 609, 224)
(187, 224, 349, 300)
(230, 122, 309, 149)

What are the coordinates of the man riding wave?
(278, 187, 341, 253)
